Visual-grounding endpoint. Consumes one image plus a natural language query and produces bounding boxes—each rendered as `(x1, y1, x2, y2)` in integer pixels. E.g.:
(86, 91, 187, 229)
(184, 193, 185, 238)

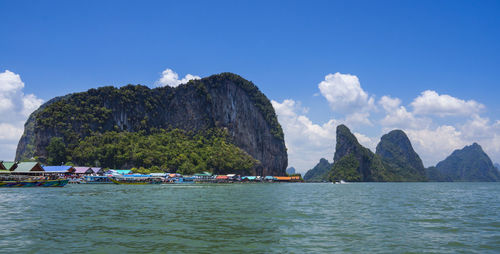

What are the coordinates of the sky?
(1, 0, 500, 173)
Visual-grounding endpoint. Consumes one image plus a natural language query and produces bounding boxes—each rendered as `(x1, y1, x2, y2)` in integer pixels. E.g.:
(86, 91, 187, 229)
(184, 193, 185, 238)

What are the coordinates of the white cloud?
(0, 70, 43, 160)
(272, 99, 338, 173)
(411, 90, 484, 117)
(379, 95, 401, 112)
(344, 112, 373, 126)
(405, 125, 467, 166)
(284, 72, 500, 169)
(318, 72, 375, 114)
(0, 123, 24, 141)
(379, 96, 429, 130)
(353, 132, 377, 151)
(155, 68, 200, 87)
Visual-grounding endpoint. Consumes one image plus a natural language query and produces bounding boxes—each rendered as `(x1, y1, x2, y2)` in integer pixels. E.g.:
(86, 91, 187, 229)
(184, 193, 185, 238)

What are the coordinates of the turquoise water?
(0, 183, 499, 253)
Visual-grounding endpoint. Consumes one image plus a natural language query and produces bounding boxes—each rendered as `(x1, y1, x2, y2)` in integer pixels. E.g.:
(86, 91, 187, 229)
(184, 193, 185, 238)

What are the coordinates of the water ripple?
(0, 183, 499, 253)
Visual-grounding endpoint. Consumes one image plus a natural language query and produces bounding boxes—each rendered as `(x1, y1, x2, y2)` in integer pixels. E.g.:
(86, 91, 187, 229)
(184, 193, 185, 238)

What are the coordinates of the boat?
(81, 175, 114, 184)
(0, 179, 69, 187)
(333, 180, 347, 184)
(108, 176, 163, 185)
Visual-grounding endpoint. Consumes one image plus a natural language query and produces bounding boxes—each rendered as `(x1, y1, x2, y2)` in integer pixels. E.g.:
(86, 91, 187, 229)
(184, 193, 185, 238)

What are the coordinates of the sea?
(0, 183, 499, 253)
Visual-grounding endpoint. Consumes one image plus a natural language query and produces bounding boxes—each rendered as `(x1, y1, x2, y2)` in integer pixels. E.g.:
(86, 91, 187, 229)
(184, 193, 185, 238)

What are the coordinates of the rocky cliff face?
(429, 143, 500, 182)
(332, 125, 386, 181)
(16, 73, 287, 176)
(303, 158, 332, 182)
(376, 130, 427, 181)
(331, 125, 427, 182)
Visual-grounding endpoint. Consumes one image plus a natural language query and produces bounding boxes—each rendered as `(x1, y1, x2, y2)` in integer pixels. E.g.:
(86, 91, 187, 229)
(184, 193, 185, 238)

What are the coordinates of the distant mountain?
(286, 167, 296, 175)
(428, 143, 500, 182)
(330, 125, 427, 182)
(495, 163, 500, 171)
(376, 130, 427, 181)
(303, 158, 332, 182)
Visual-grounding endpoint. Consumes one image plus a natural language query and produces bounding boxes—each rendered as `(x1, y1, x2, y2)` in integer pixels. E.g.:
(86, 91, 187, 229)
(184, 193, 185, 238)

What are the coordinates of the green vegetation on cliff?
(17, 73, 287, 175)
(48, 128, 258, 175)
(329, 154, 362, 182)
(330, 125, 391, 182)
(376, 130, 427, 181)
(329, 125, 427, 182)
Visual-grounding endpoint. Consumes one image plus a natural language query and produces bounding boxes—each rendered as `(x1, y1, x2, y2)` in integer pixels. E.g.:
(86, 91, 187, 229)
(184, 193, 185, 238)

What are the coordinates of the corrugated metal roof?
(14, 162, 43, 172)
(91, 167, 103, 173)
(43, 166, 75, 172)
(74, 167, 93, 174)
(108, 169, 133, 174)
(3, 162, 16, 170)
(194, 172, 212, 176)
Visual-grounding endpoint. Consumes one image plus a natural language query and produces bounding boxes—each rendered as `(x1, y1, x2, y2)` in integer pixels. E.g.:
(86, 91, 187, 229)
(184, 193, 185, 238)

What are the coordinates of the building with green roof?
(12, 162, 44, 173)
(2, 161, 17, 171)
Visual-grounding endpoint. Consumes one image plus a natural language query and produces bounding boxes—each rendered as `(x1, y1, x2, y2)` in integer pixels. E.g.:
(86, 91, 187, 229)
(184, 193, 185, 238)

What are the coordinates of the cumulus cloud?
(155, 68, 200, 87)
(377, 93, 500, 166)
(318, 72, 375, 114)
(283, 72, 500, 169)
(379, 95, 401, 112)
(379, 95, 430, 130)
(405, 125, 467, 166)
(0, 70, 43, 160)
(353, 132, 377, 151)
(411, 90, 484, 117)
(272, 99, 338, 172)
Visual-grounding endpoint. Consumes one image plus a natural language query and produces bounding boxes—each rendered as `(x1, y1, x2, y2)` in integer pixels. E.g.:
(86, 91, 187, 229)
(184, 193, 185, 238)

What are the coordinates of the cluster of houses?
(0, 161, 104, 176)
(0, 161, 302, 183)
(195, 173, 302, 183)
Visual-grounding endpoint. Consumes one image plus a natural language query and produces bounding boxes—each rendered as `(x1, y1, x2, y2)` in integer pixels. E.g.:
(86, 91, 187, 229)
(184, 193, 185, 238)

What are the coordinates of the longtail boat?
(108, 177, 162, 185)
(0, 179, 69, 187)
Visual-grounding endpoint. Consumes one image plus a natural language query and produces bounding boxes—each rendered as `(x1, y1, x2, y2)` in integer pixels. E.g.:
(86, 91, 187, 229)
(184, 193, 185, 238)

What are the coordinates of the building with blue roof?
(42, 165, 75, 174)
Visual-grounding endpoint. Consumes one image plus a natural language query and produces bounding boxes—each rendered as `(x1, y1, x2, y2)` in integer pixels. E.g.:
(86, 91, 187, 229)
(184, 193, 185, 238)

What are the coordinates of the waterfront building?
(2, 161, 18, 171)
(74, 167, 94, 175)
(107, 169, 133, 175)
(12, 162, 44, 174)
(91, 168, 104, 175)
(264, 176, 276, 182)
(43, 166, 76, 174)
(274, 176, 301, 182)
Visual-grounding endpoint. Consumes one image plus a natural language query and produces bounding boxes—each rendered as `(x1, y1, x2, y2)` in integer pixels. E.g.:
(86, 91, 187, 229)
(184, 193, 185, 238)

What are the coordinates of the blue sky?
(1, 0, 500, 172)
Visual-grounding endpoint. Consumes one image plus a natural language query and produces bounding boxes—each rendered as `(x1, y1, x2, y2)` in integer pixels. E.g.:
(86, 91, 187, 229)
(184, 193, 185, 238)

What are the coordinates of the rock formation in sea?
(375, 130, 427, 181)
(286, 167, 296, 175)
(427, 143, 500, 182)
(303, 158, 332, 182)
(330, 125, 386, 182)
(16, 73, 287, 176)
(330, 125, 428, 182)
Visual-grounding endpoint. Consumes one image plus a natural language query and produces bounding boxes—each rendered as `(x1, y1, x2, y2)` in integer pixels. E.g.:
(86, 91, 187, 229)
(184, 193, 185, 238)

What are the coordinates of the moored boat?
(0, 179, 69, 187)
(108, 176, 163, 185)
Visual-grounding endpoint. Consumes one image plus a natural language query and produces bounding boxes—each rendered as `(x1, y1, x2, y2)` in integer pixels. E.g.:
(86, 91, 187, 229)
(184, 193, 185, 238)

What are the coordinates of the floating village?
(0, 161, 302, 187)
